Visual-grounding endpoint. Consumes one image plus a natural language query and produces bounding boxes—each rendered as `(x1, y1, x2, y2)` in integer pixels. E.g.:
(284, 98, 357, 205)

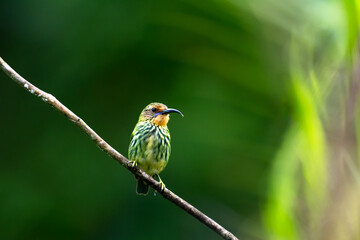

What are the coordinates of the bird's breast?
(129, 122, 171, 175)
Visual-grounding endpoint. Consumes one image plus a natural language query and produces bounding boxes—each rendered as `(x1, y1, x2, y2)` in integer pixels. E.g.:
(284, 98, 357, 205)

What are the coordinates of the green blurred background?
(1, 0, 359, 239)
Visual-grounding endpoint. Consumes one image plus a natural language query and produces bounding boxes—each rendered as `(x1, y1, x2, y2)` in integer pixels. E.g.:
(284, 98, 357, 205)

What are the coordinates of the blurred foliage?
(0, 0, 359, 239)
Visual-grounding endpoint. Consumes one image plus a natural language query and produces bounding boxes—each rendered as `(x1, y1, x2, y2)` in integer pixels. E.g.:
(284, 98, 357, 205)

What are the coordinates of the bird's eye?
(151, 107, 157, 112)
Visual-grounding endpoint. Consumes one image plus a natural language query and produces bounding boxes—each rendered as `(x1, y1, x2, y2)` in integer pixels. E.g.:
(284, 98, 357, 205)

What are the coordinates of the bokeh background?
(1, 0, 360, 239)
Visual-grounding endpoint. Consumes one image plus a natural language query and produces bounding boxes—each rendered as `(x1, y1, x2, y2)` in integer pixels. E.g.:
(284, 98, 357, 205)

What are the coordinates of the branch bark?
(0, 57, 239, 240)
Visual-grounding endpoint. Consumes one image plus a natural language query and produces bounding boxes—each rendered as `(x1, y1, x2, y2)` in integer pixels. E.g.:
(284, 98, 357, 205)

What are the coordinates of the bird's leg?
(155, 174, 166, 191)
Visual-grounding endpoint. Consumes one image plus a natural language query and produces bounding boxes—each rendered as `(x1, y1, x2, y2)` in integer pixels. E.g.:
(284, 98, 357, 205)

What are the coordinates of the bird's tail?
(136, 179, 149, 195)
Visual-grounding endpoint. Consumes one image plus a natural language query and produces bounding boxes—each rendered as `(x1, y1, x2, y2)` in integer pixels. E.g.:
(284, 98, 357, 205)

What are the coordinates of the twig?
(0, 57, 239, 240)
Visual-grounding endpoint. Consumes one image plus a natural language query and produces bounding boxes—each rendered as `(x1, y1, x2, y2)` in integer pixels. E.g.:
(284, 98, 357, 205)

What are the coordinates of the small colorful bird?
(128, 102, 183, 195)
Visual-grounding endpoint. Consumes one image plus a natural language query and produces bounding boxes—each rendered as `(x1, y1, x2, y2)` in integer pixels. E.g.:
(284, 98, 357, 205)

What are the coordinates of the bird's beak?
(158, 108, 184, 117)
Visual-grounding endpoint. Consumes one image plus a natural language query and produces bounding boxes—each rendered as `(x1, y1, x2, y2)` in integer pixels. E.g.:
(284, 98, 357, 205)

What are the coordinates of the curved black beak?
(159, 108, 184, 117)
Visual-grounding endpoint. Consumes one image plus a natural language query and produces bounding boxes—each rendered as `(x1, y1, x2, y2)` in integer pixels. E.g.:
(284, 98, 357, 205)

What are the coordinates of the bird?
(128, 102, 183, 195)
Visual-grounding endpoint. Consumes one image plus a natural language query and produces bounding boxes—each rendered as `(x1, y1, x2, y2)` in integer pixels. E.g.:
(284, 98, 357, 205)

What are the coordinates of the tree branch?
(0, 57, 239, 240)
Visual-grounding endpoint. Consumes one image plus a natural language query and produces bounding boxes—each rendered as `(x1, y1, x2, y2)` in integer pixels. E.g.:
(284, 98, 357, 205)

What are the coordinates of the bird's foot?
(159, 180, 166, 192)
(130, 160, 138, 168)
(156, 174, 166, 192)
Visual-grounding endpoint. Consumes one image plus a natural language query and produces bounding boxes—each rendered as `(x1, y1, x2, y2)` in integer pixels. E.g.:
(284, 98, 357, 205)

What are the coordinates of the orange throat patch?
(152, 114, 170, 126)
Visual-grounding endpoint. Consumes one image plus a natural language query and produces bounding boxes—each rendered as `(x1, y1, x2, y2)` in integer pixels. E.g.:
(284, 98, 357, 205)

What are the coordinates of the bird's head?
(139, 102, 183, 126)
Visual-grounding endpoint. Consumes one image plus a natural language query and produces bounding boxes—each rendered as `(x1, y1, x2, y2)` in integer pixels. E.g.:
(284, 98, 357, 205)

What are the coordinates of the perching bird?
(128, 102, 183, 195)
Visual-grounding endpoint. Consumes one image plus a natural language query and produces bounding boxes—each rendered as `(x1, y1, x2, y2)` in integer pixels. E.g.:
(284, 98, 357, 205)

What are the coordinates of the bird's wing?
(130, 122, 141, 141)
(130, 121, 149, 141)
(130, 130, 135, 141)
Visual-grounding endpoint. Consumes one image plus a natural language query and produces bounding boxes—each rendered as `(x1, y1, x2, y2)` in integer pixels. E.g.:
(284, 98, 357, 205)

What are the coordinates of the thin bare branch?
(0, 57, 238, 240)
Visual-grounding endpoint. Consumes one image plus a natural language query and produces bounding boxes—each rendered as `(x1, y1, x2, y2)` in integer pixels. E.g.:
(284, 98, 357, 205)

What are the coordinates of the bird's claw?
(130, 160, 138, 168)
(153, 175, 166, 193)
(158, 177, 166, 192)
(160, 181, 166, 192)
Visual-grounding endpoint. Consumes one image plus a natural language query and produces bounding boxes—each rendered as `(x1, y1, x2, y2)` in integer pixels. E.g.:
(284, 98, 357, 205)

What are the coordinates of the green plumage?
(129, 121, 171, 194)
(128, 102, 183, 195)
